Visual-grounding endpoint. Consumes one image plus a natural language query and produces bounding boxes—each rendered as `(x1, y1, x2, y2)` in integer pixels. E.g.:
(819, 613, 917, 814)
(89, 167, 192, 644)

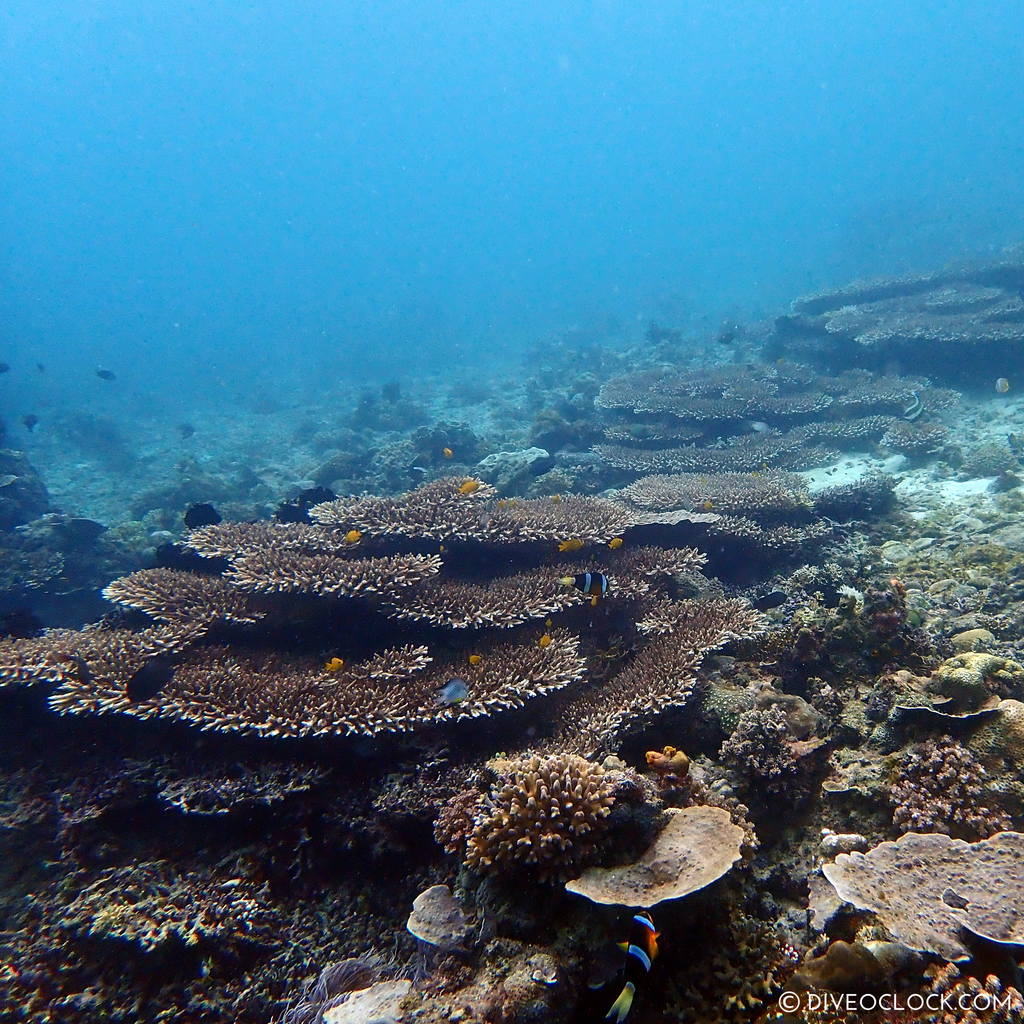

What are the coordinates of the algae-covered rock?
(949, 628, 996, 653)
(322, 980, 412, 1024)
(476, 447, 555, 490)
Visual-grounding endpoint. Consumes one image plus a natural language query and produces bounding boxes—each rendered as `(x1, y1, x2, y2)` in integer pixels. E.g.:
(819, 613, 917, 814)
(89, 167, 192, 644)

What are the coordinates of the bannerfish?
(22, 413, 38, 431)
(179, 423, 196, 439)
(95, 367, 116, 381)
(605, 912, 659, 1022)
(560, 572, 609, 606)
(996, 377, 1011, 394)
(184, 503, 222, 529)
(437, 678, 469, 705)
(902, 391, 923, 421)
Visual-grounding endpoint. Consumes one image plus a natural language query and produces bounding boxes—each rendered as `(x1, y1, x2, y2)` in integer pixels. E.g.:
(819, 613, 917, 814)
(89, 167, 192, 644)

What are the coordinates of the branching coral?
(49, 632, 585, 738)
(155, 761, 327, 816)
(595, 362, 958, 480)
(309, 476, 498, 541)
(225, 550, 443, 598)
(63, 860, 278, 951)
(448, 754, 616, 879)
(618, 471, 811, 518)
(551, 598, 764, 757)
(104, 567, 265, 625)
(891, 737, 1011, 839)
(926, 964, 1024, 1024)
(777, 258, 1024, 368)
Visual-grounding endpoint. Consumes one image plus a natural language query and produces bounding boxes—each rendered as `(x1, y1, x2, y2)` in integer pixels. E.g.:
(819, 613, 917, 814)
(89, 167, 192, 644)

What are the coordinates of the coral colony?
(6, 251, 1024, 1023)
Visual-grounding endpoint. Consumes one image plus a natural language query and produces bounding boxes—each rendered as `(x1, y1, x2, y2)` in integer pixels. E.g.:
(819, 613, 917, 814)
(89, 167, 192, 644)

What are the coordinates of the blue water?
(3, 0, 1024, 398)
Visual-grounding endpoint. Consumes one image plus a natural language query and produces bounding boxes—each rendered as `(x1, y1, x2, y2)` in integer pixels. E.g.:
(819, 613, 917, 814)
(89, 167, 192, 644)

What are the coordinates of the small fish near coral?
(560, 572, 609, 606)
(605, 912, 659, 1022)
(559, 538, 585, 553)
(436, 677, 469, 705)
(996, 377, 1011, 393)
(22, 413, 38, 432)
(323, 657, 346, 673)
(126, 656, 177, 701)
(183, 502, 222, 529)
(95, 367, 117, 381)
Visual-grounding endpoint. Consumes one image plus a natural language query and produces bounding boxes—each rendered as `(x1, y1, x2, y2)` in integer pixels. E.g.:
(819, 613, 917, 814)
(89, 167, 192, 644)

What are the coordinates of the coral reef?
(10, 260, 1024, 1024)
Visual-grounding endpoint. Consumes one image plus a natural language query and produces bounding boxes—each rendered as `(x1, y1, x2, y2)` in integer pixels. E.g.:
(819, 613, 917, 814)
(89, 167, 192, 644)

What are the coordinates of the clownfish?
(559, 572, 609, 606)
(606, 912, 659, 1022)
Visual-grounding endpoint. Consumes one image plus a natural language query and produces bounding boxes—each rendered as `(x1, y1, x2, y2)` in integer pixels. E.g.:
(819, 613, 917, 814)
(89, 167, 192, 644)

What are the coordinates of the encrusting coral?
(822, 831, 1024, 960)
(564, 804, 744, 907)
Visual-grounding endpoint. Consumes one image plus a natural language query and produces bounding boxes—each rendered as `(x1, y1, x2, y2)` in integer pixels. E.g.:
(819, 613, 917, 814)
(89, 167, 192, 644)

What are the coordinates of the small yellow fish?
(343, 529, 362, 545)
(551, 494, 562, 503)
(545, 618, 553, 628)
(443, 447, 454, 458)
(459, 479, 481, 495)
(538, 634, 552, 648)
(439, 543, 447, 553)
(497, 498, 509, 509)
(558, 538, 584, 553)
(702, 500, 714, 511)
(467, 653, 482, 665)
(324, 657, 345, 673)
(608, 537, 624, 550)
